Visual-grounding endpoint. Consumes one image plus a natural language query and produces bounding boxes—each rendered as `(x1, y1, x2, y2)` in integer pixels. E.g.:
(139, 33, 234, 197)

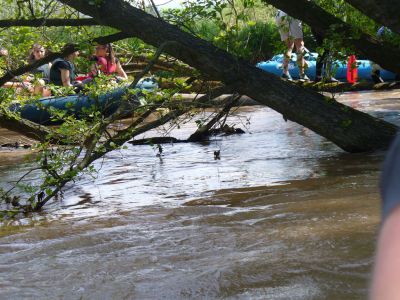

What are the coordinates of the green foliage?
(315, 0, 376, 34)
(0, 88, 17, 108)
(236, 21, 281, 62)
(311, 0, 400, 59)
(0, 74, 134, 218)
(163, 0, 280, 61)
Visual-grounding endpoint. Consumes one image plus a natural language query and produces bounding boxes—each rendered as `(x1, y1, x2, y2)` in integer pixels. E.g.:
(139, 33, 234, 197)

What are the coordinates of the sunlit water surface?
(1, 90, 400, 299)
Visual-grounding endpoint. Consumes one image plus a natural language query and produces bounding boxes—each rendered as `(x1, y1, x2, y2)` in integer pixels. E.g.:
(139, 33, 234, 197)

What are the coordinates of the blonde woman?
(28, 43, 52, 81)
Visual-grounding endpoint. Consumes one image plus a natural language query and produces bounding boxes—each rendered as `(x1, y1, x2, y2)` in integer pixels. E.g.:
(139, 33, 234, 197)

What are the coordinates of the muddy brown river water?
(1, 90, 400, 299)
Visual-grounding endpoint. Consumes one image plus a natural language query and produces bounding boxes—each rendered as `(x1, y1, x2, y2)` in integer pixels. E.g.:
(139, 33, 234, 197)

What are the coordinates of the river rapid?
(1, 90, 400, 299)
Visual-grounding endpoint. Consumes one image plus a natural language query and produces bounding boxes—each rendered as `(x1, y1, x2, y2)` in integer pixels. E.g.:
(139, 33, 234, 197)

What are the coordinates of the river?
(1, 90, 399, 299)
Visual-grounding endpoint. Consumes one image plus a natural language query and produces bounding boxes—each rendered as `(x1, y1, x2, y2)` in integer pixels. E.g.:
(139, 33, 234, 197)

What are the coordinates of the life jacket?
(91, 56, 117, 76)
(49, 58, 76, 86)
(347, 55, 358, 84)
(52, 58, 74, 71)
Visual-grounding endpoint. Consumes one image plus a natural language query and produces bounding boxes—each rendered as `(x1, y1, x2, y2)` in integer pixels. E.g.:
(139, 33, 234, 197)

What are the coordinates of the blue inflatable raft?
(256, 53, 396, 82)
(12, 77, 158, 125)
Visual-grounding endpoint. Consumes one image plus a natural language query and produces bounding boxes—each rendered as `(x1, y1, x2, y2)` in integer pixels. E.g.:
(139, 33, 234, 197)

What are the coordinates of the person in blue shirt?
(371, 26, 391, 83)
(371, 134, 400, 299)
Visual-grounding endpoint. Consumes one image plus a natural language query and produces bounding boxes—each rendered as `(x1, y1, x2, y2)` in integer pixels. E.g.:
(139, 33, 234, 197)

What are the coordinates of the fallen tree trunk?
(262, 0, 400, 75)
(58, 0, 397, 152)
(0, 111, 64, 143)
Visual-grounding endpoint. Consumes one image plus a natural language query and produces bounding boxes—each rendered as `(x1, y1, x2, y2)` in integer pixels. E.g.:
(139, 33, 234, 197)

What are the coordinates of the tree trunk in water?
(0, 112, 52, 142)
(59, 0, 398, 152)
(262, 0, 400, 75)
(344, 0, 400, 35)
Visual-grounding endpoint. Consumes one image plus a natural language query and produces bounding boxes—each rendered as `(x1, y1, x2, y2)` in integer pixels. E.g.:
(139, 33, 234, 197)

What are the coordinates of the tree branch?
(0, 18, 98, 27)
(187, 93, 241, 142)
(89, 85, 231, 163)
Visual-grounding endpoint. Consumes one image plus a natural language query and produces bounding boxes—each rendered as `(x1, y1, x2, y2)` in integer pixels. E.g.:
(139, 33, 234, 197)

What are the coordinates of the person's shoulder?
(52, 58, 71, 69)
(38, 62, 51, 69)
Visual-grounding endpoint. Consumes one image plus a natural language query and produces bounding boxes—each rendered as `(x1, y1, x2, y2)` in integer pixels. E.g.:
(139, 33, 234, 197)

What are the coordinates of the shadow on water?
(0, 90, 399, 299)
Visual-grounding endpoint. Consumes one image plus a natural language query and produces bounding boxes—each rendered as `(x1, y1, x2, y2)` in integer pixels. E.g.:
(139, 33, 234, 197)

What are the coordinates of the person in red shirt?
(90, 43, 128, 81)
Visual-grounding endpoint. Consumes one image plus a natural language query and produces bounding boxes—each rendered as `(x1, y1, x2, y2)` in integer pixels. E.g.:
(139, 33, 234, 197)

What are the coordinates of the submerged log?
(129, 136, 184, 145)
(60, 0, 398, 152)
(187, 94, 241, 142)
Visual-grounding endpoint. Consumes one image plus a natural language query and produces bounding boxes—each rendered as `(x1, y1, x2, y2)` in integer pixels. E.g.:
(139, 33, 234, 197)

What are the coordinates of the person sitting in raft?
(0, 46, 13, 88)
(370, 26, 387, 83)
(0, 45, 9, 70)
(49, 45, 83, 92)
(0, 46, 34, 92)
(26, 43, 52, 96)
(27, 43, 52, 82)
(89, 43, 128, 81)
